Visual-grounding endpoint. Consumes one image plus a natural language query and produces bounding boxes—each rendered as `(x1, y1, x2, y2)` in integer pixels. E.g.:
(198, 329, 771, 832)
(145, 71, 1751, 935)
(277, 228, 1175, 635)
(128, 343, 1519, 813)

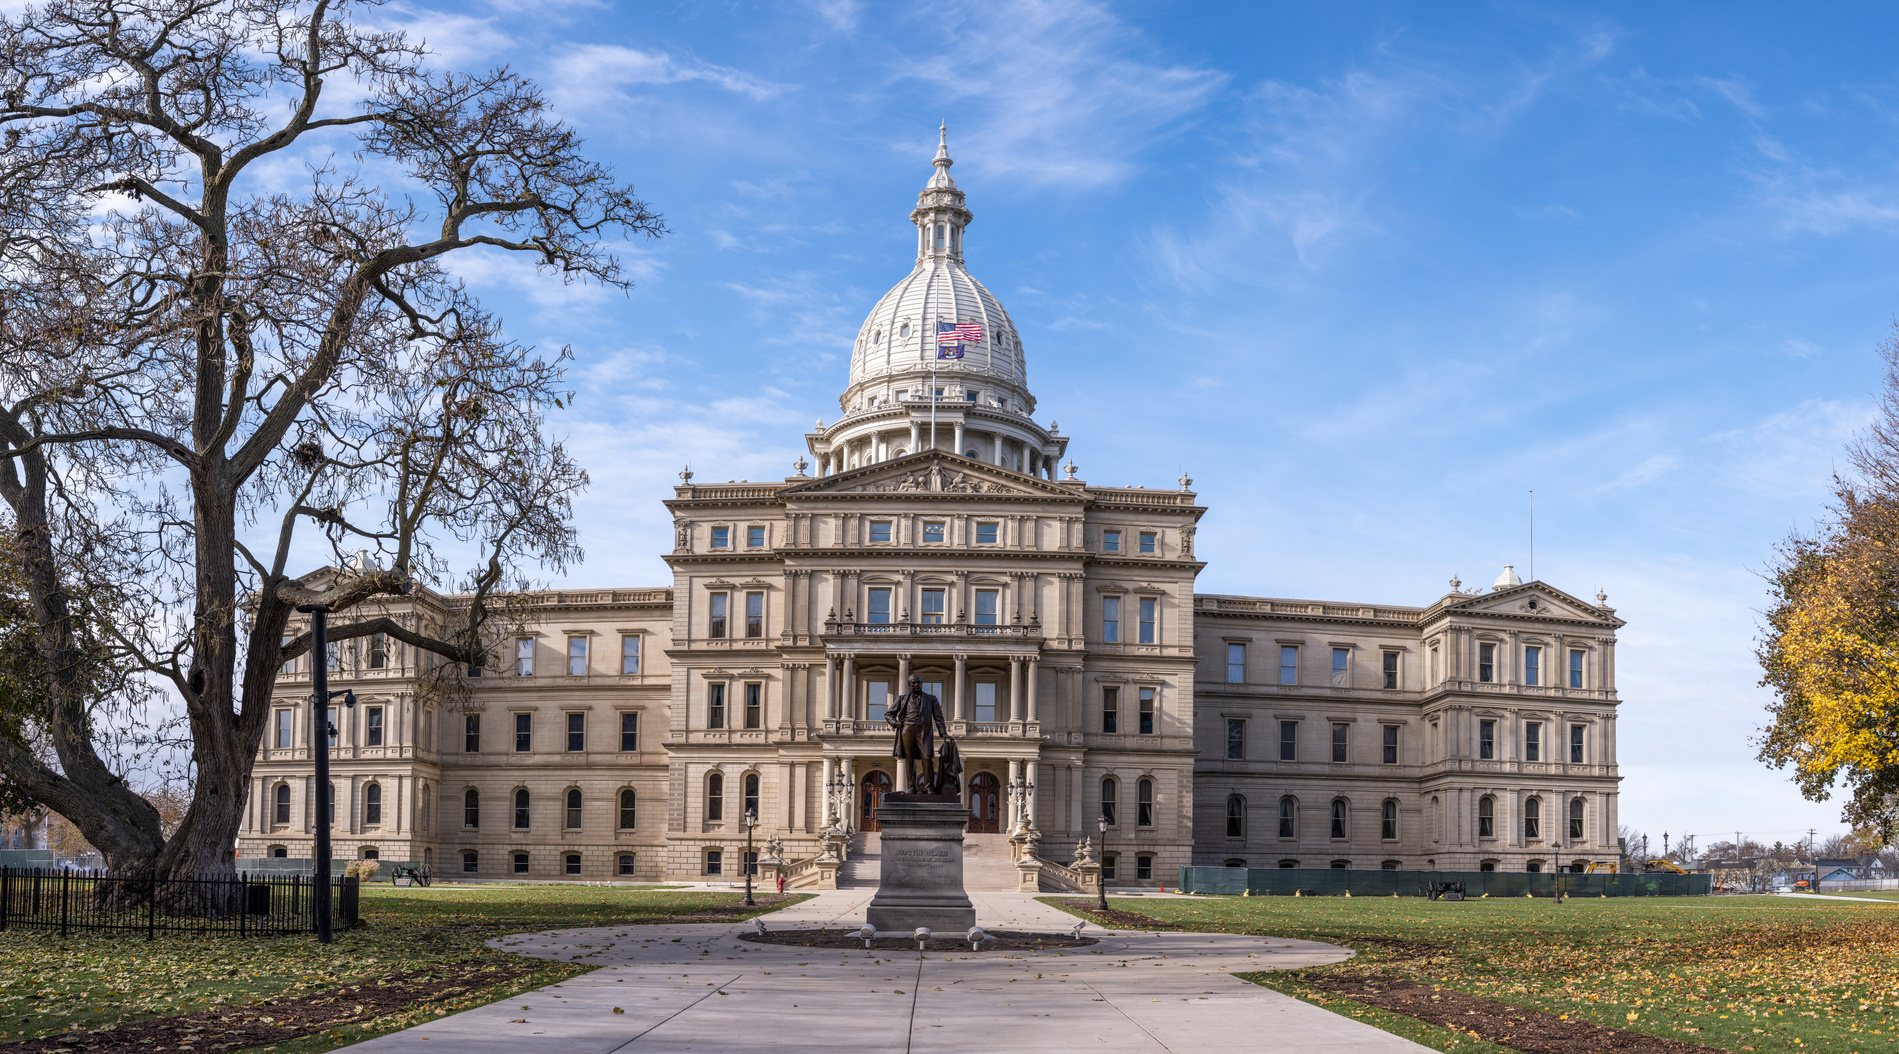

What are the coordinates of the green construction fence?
(1176, 866, 1711, 897)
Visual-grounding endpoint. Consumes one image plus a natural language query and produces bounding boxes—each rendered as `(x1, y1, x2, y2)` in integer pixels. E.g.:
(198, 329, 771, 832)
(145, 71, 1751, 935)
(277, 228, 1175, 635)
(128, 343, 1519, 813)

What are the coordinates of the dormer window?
(900, 323, 911, 339)
(964, 391, 978, 402)
(935, 224, 945, 249)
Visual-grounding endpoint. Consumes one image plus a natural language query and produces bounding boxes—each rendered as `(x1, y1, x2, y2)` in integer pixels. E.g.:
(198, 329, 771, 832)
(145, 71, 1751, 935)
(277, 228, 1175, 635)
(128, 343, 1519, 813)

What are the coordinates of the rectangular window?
(1525, 721, 1541, 762)
(975, 682, 997, 723)
(1103, 530, 1121, 552)
(621, 635, 640, 675)
(746, 592, 764, 637)
(274, 709, 293, 750)
(568, 635, 588, 676)
(709, 593, 728, 638)
(975, 590, 999, 626)
(1569, 649, 1584, 689)
(867, 588, 892, 625)
(1139, 531, 1156, 554)
(1382, 652, 1398, 690)
(1101, 687, 1118, 733)
(923, 521, 945, 543)
(1137, 855, 1153, 881)
(705, 850, 723, 875)
(1479, 719, 1495, 760)
(514, 713, 532, 752)
(1138, 687, 1155, 735)
(463, 852, 479, 874)
(1570, 724, 1584, 763)
(711, 526, 729, 548)
(748, 525, 766, 547)
(1383, 725, 1398, 765)
(280, 634, 296, 675)
(1280, 720, 1297, 761)
(921, 588, 946, 624)
(976, 522, 999, 544)
(619, 854, 636, 876)
(1478, 643, 1495, 683)
(567, 712, 585, 752)
(1226, 719, 1244, 760)
(515, 638, 534, 676)
(1102, 596, 1120, 642)
(708, 683, 727, 729)
(1331, 723, 1349, 763)
(464, 715, 480, 753)
(869, 521, 892, 543)
(565, 854, 582, 875)
(1331, 648, 1349, 687)
(1524, 646, 1541, 686)
(368, 632, 387, 669)
(365, 706, 384, 747)
(1138, 598, 1156, 644)
(621, 712, 640, 752)
(1227, 643, 1245, 684)
(1280, 646, 1298, 685)
(867, 681, 890, 723)
(745, 683, 762, 729)
(1101, 854, 1116, 880)
(326, 640, 340, 671)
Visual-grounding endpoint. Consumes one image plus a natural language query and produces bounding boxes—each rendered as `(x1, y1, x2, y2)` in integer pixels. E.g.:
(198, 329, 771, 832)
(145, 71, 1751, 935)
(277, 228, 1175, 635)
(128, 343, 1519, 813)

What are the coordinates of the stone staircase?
(838, 832, 881, 888)
(962, 833, 1022, 891)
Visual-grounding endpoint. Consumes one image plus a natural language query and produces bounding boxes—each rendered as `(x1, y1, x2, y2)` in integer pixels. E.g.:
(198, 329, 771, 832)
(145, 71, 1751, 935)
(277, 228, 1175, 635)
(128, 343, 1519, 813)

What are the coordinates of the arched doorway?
(860, 770, 892, 832)
(967, 773, 1001, 833)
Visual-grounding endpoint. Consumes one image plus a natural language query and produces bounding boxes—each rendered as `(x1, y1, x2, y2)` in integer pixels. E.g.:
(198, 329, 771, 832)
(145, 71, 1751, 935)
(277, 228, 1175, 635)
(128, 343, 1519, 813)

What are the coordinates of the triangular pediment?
(783, 451, 1076, 499)
(1443, 582, 1621, 626)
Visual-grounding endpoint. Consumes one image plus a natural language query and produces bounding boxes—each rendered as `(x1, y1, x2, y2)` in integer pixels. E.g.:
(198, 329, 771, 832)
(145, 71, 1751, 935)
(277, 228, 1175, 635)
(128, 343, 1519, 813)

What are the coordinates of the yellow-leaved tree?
(1759, 330, 1899, 842)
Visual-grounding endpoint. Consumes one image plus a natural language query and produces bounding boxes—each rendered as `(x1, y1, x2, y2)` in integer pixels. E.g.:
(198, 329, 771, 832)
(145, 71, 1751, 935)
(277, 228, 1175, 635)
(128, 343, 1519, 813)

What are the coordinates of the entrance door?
(967, 773, 1001, 833)
(860, 771, 892, 832)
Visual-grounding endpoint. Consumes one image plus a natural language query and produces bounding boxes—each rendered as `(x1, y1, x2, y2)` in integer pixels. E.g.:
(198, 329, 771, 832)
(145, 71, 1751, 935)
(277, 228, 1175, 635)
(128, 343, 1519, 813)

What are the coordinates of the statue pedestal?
(865, 794, 975, 933)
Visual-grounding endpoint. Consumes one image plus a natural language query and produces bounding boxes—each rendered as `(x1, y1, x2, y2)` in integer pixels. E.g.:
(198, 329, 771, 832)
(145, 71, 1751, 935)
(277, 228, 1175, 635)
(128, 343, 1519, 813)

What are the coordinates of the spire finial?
(928, 122, 956, 188)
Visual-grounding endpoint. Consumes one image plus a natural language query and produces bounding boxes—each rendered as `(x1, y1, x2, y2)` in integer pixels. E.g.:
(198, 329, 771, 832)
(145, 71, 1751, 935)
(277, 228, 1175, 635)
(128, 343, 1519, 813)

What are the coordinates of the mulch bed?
(1051, 900, 1181, 930)
(740, 929, 1096, 952)
(1295, 972, 1725, 1054)
(0, 961, 544, 1054)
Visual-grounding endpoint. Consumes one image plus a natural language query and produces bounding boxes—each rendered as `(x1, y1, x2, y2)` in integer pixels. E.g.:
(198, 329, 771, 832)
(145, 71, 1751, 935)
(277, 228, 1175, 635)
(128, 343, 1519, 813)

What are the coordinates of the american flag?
(937, 320, 983, 345)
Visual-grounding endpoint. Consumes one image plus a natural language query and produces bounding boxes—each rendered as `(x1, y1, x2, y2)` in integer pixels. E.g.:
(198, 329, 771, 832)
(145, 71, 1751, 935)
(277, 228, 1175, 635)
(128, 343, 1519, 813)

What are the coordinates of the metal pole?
(1096, 815, 1109, 914)
(303, 604, 334, 944)
(743, 810, 756, 907)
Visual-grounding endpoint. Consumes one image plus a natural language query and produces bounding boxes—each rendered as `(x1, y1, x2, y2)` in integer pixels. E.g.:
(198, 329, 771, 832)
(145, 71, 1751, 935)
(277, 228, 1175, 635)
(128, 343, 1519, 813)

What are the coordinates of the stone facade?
(237, 131, 1623, 881)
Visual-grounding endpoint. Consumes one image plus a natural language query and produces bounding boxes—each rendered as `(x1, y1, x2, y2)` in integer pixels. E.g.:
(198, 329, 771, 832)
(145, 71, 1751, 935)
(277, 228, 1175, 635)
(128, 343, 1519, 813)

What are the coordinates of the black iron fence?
(1178, 866, 1712, 898)
(0, 867, 359, 937)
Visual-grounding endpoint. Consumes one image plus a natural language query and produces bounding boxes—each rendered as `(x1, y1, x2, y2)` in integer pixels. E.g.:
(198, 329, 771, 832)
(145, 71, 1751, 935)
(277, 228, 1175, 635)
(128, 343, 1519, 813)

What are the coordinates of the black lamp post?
(1551, 840, 1564, 904)
(743, 807, 759, 907)
(296, 604, 356, 945)
(1096, 813, 1110, 914)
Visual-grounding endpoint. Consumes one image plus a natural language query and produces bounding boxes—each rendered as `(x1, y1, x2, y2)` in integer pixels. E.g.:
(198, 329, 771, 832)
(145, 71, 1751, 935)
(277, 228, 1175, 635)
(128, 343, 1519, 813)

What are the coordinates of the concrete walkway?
(338, 890, 1429, 1053)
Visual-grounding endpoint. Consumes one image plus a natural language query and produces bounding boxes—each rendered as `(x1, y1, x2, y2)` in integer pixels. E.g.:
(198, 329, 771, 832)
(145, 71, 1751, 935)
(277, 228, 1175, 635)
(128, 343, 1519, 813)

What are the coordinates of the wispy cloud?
(546, 44, 783, 113)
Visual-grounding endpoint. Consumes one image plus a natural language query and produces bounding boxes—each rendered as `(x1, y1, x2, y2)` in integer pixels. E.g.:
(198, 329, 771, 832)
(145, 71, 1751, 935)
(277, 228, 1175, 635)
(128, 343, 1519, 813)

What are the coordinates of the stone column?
(782, 761, 796, 830)
(953, 422, 964, 455)
(993, 434, 1005, 466)
(909, 420, 920, 452)
(825, 655, 838, 720)
(1025, 658, 1039, 722)
(898, 654, 910, 691)
(954, 654, 968, 722)
(1008, 758, 1022, 826)
(821, 757, 836, 827)
(1008, 656, 1023, 724)
(841, 655, 855, 721)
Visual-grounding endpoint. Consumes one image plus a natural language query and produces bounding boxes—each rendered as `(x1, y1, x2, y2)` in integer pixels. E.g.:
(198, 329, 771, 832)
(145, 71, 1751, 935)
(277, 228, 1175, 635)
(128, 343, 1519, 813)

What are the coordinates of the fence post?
(59, 869, 68, 938)
(147, 870, 156, 941)
(238, 873, 245, 937)
(1, 865, 8, 931)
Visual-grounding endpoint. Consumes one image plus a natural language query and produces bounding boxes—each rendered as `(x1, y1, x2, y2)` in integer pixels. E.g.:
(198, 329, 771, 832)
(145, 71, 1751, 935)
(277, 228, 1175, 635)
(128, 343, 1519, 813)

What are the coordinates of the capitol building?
(239, 132, 1627, 885)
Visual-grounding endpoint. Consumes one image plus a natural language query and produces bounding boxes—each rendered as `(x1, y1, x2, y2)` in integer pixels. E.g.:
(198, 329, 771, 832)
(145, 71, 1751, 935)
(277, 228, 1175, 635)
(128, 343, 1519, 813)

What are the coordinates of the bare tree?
(0, 0, 663, 886)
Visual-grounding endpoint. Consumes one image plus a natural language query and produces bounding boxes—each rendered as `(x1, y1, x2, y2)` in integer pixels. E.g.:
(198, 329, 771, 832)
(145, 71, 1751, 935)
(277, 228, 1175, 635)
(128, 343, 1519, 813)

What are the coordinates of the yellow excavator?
(1584, 862, 1618, 874)
(1644, 858, 1689, 875)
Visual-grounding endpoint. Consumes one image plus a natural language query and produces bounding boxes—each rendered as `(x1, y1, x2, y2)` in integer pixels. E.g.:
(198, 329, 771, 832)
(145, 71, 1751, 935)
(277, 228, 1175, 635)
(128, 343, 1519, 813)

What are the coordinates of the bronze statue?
(888, 673, 950, 794)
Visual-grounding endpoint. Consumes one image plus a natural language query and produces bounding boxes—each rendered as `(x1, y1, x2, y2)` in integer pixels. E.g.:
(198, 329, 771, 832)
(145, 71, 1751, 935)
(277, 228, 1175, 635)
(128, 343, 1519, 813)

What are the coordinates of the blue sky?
(388, 0, 1899, 852)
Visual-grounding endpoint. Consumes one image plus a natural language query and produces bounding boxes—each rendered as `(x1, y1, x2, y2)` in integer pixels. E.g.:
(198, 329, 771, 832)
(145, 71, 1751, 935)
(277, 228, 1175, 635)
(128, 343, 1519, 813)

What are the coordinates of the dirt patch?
(739, 928, 1096, 953)
(1314, 935, 1447, 963)
(1297, 972, 1724, 1054)
(1051, 899, 1181, 930)
(0, 961, 544, 1054)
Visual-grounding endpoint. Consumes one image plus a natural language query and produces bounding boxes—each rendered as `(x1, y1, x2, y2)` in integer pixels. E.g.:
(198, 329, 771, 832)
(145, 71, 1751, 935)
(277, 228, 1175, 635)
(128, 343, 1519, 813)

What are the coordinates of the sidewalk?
(336, 890, 1429, 1052)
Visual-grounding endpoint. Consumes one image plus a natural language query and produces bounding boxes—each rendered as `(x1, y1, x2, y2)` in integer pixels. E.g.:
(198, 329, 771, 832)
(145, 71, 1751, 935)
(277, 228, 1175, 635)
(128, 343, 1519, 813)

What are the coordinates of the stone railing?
(824, 619, 1042, 639)
(1196, 594, 1425, 622)
(769, 852, 837, 891)
(1036, 856, 1099, 894)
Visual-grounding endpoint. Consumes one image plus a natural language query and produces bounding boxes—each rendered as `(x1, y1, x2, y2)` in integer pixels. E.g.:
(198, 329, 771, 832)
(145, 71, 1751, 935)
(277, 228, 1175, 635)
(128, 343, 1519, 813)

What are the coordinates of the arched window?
(707, 772, 724, 822)
(1381, 799, 1398, 840)
(619, 788, 637, 830)
(1100, 778, 1117, 825)
(1225, 795, 1245, 838)
(420, 784, 431, 832)
(1278, 796, 1297, 838)
(273, 784, 290, 825)
(743, 773, 760, 820)
(1478, 795, 1495, 838)
(1569, 797, 1585, 841)
(565, 788, 583, 829)
(1524, 797, 1541, 840)
(326, 782, 336, 825)
(1330, 799, 1348, 840)
(364, 783, 382, 826)
(1136, 778, 1154, 827)
(513, 788, 530, 829)
(464, 788, 479, 828)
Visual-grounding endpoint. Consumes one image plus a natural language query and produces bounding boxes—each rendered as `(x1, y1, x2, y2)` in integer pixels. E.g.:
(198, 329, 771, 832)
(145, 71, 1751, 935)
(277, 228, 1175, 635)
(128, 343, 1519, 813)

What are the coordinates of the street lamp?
(296, 603, 356, 945)
(1096, 813, 1110, 914)
(743, 807, 759, 907)
(1551, 841, 1563, 904)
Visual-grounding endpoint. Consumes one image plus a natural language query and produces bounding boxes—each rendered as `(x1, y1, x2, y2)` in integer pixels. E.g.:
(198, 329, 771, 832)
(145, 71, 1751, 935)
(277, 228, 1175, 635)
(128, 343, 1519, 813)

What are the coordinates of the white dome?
(852, 264, 1025, 389)
(1492, 565, 1522, 590)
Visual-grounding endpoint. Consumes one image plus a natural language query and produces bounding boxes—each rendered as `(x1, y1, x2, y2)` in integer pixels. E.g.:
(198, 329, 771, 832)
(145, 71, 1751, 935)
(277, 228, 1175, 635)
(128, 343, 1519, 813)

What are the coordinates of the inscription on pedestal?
(865, 798, 976, 932)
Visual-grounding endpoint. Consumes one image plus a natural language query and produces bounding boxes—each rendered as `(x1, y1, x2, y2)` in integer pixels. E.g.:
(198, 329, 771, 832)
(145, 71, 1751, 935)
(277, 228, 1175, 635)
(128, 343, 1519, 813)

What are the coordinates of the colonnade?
(813, 426, 1058, 479)
(821, 652, 1039, 723)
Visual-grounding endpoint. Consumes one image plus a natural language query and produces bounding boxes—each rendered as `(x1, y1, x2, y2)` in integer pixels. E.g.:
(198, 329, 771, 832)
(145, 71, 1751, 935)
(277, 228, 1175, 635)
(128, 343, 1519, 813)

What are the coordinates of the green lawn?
(1046, 893, 1899, 1054)
(0, 883, 803, 1052)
